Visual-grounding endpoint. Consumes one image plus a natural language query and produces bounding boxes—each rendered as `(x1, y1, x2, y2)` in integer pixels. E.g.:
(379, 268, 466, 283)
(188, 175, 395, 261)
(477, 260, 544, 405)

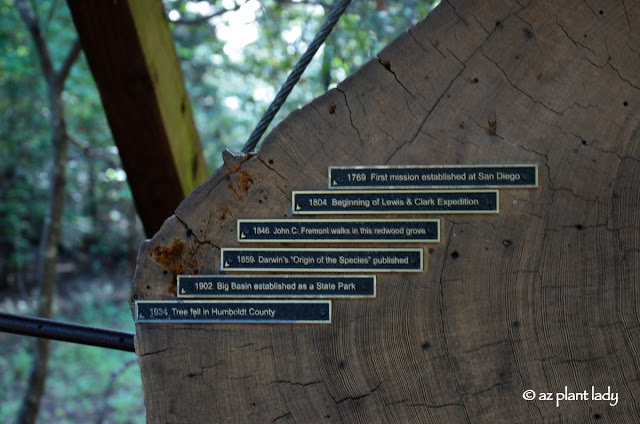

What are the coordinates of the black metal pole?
(0, 312, 135, 352)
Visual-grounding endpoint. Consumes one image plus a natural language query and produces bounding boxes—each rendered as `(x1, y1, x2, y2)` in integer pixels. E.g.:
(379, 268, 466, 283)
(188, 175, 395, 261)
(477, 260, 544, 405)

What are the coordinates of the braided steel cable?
(241, 0, 352, 153)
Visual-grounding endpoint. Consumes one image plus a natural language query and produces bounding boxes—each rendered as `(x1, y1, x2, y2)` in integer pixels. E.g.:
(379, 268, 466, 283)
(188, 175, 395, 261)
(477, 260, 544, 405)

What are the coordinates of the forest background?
(0, 0, 437, 422)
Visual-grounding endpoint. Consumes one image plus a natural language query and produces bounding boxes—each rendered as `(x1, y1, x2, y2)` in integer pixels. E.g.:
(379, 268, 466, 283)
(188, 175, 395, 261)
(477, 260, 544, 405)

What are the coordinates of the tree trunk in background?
(0, 79, 20, 292)
(16, 79, 70, 424)
(131, 0, 640, 422)
(14, 1, 81, 423)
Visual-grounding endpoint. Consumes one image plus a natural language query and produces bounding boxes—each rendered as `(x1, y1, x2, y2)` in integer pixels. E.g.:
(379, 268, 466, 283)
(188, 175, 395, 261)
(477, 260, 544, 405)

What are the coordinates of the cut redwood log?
(131, 0, 640, 422)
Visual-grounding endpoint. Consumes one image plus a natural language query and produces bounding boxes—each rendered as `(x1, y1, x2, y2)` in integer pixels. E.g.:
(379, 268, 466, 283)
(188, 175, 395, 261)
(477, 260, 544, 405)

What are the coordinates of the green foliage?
(0, 2, 49, 281)
(0, 278, 143, 423)
(166, 0, 439, 168)
(0, 0, 143, 280)
(0, 338, 30, 419)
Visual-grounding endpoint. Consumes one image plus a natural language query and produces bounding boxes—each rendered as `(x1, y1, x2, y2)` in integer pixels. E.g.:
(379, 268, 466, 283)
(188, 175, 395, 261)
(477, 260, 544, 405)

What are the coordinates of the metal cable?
(0, 312, 135, 352)
(241, 0, 352, 153)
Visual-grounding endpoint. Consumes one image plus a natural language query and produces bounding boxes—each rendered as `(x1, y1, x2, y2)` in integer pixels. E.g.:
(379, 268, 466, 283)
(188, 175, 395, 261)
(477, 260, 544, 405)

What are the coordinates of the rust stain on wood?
(238, 170, 254, 194)
(218, 206, 231, 221)
(149, 239, 200, 282)
(226, 170, 255, 200)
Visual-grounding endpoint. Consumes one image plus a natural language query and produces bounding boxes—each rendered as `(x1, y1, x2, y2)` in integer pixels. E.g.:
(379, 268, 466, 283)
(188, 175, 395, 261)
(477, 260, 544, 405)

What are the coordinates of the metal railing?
(0, 312, 135, 352)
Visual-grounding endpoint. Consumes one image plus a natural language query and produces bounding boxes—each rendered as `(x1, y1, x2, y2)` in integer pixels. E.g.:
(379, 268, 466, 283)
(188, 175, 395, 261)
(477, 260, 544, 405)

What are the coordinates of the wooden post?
(66, 0, 209, 236)
(131, 0, 640, 422)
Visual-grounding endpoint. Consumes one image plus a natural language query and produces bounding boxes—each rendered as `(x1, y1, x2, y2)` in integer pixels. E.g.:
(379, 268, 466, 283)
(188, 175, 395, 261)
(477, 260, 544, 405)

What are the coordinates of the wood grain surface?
(131, 0, 640, 421)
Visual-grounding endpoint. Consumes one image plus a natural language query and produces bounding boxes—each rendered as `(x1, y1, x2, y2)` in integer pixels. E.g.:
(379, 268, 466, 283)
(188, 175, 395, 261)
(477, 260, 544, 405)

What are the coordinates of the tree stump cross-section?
(131, 0, 640, 422)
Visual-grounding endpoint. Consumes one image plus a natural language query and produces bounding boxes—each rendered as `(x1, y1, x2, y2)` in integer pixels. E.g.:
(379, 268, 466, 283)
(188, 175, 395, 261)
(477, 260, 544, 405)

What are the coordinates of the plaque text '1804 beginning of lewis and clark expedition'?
(292, 190, 499, 214)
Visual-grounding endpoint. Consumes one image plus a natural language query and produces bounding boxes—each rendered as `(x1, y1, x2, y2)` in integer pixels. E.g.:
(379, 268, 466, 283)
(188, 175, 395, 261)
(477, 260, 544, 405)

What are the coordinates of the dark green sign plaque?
(329, 164, 538, 189)
(221, 248, 423, 272)
(135, 300, 332, 324)
(292, 190, 498, 214)
(237, 219, 439, 243)
(178, 275, 376, 298)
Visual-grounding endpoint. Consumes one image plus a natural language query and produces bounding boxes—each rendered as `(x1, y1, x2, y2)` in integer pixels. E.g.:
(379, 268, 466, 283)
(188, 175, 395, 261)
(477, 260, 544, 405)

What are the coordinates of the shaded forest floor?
(0, 269, 144, 423)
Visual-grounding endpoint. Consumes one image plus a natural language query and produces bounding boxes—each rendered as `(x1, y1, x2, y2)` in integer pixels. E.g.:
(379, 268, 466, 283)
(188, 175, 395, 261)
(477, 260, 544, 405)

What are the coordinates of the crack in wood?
(480, 52, 564, 116)
(336, 87, 365, 142)
(174, 214, 220, 249)
(335, 384, 381, 405)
